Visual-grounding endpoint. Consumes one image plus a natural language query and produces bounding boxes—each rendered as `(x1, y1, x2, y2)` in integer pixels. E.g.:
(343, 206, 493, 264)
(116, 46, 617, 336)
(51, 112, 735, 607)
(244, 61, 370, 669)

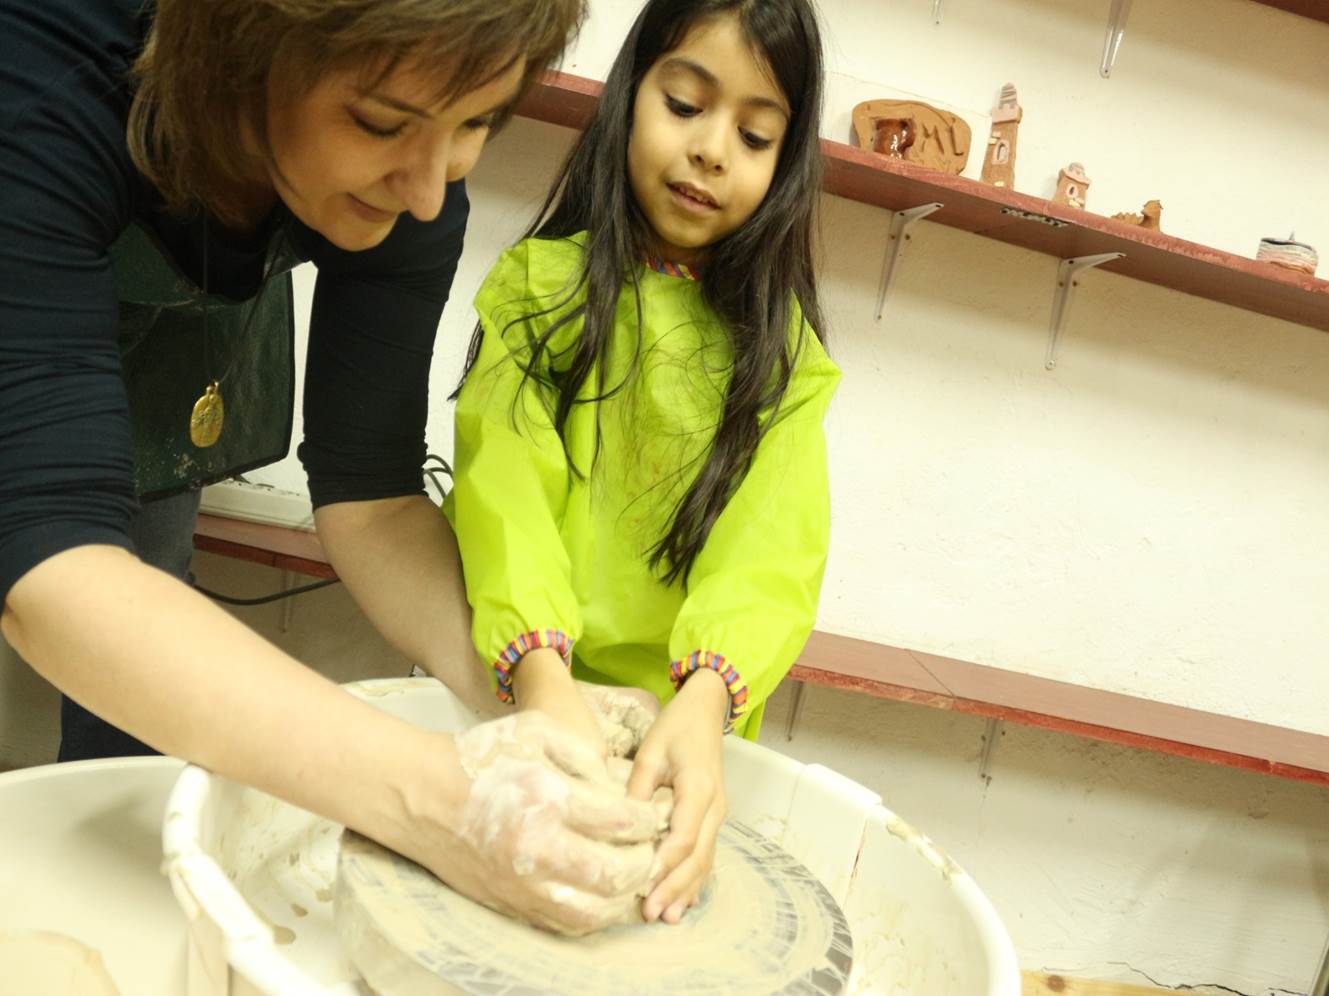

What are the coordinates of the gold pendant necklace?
(190, 380, 224, 448)
(191, 218, 277, 449)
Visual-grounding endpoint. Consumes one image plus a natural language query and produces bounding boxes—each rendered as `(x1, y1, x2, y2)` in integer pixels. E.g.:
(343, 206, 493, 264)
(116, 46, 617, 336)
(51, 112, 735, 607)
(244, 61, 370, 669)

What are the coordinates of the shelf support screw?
(1045, 252, 1125, 370)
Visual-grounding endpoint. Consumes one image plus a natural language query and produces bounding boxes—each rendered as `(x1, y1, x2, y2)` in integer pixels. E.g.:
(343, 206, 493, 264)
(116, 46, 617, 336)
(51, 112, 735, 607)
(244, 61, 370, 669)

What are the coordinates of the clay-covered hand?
(427, 710, 666, 936)
(512, 647, 607, 758)
(576, 681, 661, 758)
(625, 667, 729, 924)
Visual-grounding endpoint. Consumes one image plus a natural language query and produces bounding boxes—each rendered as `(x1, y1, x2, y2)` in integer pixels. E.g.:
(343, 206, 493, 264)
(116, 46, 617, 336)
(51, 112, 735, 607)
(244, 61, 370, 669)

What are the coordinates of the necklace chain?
(190, 215, 280, 448)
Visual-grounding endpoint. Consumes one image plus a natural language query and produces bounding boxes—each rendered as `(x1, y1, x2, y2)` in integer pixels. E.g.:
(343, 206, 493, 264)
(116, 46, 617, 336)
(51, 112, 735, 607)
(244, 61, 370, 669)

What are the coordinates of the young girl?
(446, 0, 836, 925)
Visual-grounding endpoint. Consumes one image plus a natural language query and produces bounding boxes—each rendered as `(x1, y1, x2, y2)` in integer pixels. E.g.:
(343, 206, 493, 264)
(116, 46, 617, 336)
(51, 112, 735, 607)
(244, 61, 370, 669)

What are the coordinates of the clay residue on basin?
(885, 815, 962, 882)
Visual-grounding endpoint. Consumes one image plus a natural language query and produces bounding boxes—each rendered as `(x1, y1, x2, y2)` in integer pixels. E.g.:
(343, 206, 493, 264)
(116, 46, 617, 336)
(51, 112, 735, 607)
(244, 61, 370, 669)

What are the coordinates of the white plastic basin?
(162, 678, 1020, 995)
(0, 757, 188, 996)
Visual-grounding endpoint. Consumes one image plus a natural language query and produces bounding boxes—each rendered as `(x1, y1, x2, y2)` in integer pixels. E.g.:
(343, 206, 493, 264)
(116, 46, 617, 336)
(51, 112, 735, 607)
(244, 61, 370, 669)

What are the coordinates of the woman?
(0, 0, 661, 933)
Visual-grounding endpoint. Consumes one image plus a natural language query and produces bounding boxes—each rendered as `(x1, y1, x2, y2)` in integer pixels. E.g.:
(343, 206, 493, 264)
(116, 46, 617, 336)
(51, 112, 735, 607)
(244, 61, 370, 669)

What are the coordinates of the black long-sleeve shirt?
(0, 0, 468, 603)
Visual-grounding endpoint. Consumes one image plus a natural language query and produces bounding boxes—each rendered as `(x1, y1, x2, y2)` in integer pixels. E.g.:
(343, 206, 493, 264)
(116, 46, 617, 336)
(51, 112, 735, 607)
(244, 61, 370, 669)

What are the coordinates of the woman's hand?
(625, 667, 729, 924)
(400, 711, 666, 936)
(512, 647, 607, 757)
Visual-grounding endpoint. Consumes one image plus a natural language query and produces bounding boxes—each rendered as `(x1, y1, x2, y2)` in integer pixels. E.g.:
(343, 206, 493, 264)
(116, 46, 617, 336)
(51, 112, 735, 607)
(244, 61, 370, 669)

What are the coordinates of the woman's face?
(627, 14, 790, 265)
(265, 55, 526, 250)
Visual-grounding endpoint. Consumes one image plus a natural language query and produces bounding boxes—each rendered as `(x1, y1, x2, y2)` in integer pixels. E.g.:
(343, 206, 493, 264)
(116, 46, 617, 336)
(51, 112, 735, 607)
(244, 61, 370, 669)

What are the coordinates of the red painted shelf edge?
(1253, 0, 1329, 25)
(789, 663, 1329, 789)
(194, 535, 338, 580)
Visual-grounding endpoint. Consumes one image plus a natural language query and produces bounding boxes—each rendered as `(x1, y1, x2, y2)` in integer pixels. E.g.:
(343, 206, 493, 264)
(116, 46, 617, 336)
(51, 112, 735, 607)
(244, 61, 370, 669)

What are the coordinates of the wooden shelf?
(516, 72, 1329, 333)
(1253, 0, 1329, 25)
(195, 514, 1329, 788)
(194, 514, 335, 580)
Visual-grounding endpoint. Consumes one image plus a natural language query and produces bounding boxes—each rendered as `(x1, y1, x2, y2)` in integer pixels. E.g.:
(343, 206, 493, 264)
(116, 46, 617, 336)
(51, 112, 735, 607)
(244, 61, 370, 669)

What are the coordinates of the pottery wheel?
(335, 821, 853, 995)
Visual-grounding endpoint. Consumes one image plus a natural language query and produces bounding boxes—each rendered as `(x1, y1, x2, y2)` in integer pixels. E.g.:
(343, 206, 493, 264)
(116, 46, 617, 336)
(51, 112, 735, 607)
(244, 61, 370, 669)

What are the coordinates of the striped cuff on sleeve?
(669, 650, 747, 733)
(494, 630, 574, 703)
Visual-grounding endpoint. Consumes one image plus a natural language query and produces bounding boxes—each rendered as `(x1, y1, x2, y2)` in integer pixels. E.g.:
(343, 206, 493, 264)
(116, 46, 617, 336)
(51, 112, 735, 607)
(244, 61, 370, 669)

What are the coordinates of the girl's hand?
(410, 711, 665, 936)
(625, 667, 730, 923)
(512, 647, 607, 758)
(575, 681, 661, 758)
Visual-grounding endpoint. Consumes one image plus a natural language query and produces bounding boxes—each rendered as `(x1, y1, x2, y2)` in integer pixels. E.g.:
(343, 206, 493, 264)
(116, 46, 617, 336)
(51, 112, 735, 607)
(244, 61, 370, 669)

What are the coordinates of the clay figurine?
(1257, 232, 1318, 276)
(980, 83, 1021, 188)
(851, 99, 971, 175)
(1052, 162, 1090, 209)
(1110, 199, 1162, 232)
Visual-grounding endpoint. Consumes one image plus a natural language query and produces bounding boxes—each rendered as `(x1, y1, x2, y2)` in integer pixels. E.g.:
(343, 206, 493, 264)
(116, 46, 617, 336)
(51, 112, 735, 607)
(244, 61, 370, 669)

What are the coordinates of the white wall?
(4, 0, 1328, 988)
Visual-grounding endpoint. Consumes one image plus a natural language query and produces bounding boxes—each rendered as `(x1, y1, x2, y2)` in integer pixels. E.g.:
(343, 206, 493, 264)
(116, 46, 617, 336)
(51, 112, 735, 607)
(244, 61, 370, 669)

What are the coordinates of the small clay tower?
(981, 83, 1022, 188)
(1053, 162, 1090, 209)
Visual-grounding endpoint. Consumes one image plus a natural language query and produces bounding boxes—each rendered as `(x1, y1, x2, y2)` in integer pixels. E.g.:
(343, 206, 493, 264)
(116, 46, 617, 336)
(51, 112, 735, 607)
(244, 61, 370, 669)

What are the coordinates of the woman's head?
(262, 55, 526, 249)
(129, 0, 586, 242)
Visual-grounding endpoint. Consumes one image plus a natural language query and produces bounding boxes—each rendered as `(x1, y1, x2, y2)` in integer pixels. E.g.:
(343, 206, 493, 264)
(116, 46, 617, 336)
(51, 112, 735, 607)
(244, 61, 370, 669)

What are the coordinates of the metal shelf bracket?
(280, 569, 296, 633)
(1101, 0, 1133, 77)
(1045, 251, 1125, 370)
(785, 680, 809, 742)
(875, 201, 944, 320)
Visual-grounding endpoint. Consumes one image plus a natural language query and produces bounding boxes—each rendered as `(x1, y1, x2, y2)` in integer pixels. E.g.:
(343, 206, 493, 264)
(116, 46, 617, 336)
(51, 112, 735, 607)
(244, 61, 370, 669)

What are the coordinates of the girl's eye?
(741, 129, 774, 151)
(664, 94, 700, 117)
(351, 114, 406, 139)
(463, 116, 496, 133)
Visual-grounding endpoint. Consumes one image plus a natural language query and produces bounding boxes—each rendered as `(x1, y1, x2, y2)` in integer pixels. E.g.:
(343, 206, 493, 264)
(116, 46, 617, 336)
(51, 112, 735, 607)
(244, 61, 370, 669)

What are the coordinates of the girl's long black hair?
(463, 0, 825, 586)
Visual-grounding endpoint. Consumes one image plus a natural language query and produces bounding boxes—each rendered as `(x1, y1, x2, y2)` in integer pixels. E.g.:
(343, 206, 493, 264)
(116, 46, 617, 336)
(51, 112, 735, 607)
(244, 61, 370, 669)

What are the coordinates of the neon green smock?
(443, 234, 840, 739)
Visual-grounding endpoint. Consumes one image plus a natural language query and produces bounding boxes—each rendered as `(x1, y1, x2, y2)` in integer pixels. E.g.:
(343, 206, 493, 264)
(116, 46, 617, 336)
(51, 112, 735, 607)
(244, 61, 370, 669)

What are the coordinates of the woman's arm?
(314, 493, 503, 718)
(4, 544, 453, 843)
(2, 544, 662, 934)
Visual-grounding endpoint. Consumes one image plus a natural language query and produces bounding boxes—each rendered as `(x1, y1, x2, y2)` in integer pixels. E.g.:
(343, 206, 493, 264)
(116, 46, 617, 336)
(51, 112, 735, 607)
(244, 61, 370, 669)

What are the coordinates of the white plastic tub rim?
(164, 763, 349, 996)
(864, 805, 1020, 992)
(161, 677, 1021, 996)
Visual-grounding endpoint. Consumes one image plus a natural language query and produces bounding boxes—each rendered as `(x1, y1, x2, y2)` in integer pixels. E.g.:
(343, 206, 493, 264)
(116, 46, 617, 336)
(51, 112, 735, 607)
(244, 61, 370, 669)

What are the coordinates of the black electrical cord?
(424, 453, 454, 503)
(194, 577, 341, 606)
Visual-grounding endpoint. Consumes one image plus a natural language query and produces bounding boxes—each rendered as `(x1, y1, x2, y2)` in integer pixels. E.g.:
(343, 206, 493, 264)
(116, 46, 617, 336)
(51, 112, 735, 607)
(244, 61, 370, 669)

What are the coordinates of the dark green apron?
(110, 221, 301, 500)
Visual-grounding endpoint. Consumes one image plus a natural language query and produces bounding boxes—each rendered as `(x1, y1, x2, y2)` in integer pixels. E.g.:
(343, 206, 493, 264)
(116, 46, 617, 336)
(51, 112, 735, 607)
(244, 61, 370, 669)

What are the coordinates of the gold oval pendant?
(190, 382, 224, 448)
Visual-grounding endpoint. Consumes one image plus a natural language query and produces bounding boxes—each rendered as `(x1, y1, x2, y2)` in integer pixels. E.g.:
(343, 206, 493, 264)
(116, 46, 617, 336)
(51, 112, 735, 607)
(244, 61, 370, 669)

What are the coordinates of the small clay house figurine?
(1256, 232, 1319, 276)
(980, 83, 1022, 188)
(1052, 162, 1090, 209)
(1111, 199, 1163, 231)
(851, 99, 971, 175)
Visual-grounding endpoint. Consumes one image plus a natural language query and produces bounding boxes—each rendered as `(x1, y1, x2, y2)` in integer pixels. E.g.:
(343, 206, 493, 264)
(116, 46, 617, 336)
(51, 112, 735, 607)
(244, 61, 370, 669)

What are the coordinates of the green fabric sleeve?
(668, 324, 841, 738)
(444, 241, 582, 698)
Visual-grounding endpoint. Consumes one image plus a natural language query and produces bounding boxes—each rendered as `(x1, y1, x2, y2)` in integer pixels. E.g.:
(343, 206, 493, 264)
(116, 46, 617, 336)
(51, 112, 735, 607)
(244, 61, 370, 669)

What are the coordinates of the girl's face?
(627, 14, 790, 265)
(265, 55, 526, 251)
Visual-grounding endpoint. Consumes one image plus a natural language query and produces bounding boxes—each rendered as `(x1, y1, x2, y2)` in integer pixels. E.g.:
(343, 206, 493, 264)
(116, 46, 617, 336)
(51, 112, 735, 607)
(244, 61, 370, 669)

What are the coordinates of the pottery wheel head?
(335, 821, 853, 995)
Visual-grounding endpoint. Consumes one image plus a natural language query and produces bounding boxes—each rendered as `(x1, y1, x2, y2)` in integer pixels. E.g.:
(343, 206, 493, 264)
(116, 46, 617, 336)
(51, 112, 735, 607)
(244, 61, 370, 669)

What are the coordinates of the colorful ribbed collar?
(645, 256, 703, 281)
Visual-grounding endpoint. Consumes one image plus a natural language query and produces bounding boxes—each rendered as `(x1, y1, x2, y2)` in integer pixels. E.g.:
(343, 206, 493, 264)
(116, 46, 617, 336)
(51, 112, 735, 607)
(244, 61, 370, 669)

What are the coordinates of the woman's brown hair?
(128, 0, 586, 228)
